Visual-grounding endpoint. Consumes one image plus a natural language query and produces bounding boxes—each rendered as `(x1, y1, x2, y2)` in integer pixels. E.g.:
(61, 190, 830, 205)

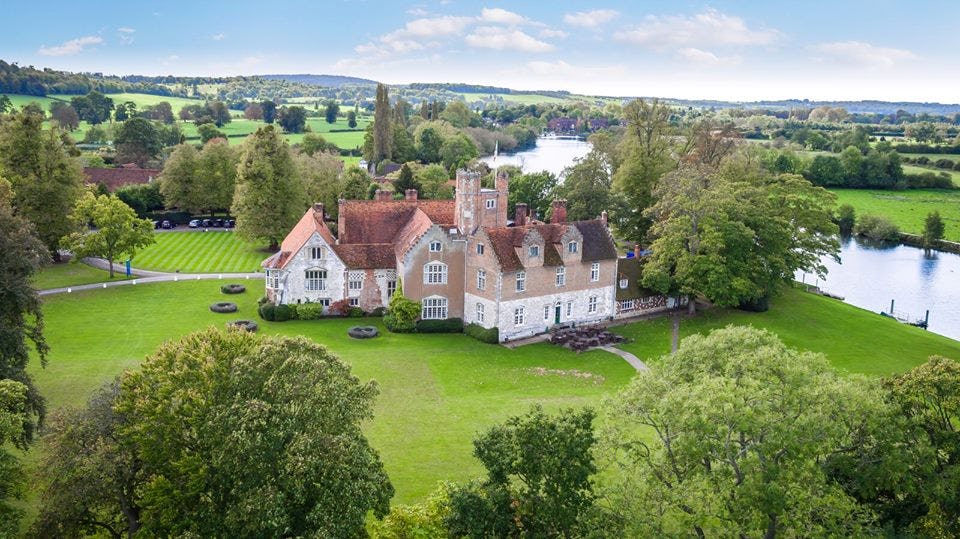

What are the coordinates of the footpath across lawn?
(133, 231, 268, 273)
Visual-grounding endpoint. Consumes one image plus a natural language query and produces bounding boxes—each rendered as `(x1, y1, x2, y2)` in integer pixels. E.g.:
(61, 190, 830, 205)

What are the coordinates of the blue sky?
(5, 0, 958, 102)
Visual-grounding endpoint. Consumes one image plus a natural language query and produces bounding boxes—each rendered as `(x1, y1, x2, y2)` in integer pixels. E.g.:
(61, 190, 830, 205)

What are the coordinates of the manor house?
(262, 169, 620, 342)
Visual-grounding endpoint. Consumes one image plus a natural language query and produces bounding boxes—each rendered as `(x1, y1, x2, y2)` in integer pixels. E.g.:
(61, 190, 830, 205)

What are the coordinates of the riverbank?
(830, 188, 960, 241)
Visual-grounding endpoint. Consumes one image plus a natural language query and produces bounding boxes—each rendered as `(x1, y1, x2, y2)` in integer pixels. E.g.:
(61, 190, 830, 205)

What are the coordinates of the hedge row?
(257, 299, 375, 322)
(465, 323, 499, 344)
(416, 318, 464, 333)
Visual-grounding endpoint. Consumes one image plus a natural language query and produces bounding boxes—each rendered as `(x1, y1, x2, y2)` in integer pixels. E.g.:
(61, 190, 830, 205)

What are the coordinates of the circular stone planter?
(221, 283, 247, 294)
(347, 326, 379, 339)
(210, 302, 238, 313)
(227, 319, 258, 332)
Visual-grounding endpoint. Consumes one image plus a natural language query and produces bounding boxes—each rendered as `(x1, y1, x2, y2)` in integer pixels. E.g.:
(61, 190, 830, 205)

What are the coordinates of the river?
(488, 136, 960, 342)
(480, 135, 591, 177)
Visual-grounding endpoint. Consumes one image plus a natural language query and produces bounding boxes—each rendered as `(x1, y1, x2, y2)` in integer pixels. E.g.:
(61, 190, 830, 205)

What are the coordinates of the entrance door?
(554, 304, 561, 324)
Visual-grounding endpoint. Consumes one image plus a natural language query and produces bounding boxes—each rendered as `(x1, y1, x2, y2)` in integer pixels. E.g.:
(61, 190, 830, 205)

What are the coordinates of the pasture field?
(456, 92, 572, 105)
(903, 153, 960, 162)
(133, 231, 268, 273)
(106, 92, 204, 114)
(3, 93, 69, 110)
(830, 188, 960, 240)
(32, 261, 127, 289)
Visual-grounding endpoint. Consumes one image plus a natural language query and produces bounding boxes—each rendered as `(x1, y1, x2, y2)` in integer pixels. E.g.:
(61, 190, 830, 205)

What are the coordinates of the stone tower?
(454, 169, 508, 234)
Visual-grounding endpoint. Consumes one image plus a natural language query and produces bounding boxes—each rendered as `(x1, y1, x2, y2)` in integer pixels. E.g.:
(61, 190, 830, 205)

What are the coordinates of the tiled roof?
(393, 209, 433, 258)
(338, 200, 455, 244)
(83, 167, 160, 192)
(332, 244, 397, 269)
(263, 206, 336, 269)
(486, 220, 617, 272)
(616, 256, 658, 301)
(574, 220, 618, 261)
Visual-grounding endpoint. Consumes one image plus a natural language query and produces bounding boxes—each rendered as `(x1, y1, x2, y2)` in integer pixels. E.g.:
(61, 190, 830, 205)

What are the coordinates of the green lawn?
(32, 262, 128, 290)
(612, 286, 960, 377)
(3, 93, 69, 110)
(106, 92, 205, 114)
(16, 279, 960, 529)
(133, 231, 268, 273)
(829, 188, 960, 240)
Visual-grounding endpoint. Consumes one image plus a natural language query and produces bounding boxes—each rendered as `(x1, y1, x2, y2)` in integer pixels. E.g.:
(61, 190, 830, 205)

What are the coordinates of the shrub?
(296, 303, 324, 320)
(257, 296, 270, 306)
(465, 323, 499, 344)
(934, 158, 955, 170)
(258, 303, 276, 321)
(370, 307, 386, 317)
(273, 304, 295, 322)
(385, 288, 420, 333)
(348, 307, 365, 318)
(328, 299, 351, 317)
(836, 204, 856, 235)
(854, 214, 900, 242)
(905, 172, 955, 189)
(416, 318, 464, 333)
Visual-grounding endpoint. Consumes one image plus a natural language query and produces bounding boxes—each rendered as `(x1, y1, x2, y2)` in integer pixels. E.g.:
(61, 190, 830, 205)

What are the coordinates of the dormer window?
(310, 246, 324, 260)
(429, 241, 442, 252)
(528, 245, 539, 257)
(485, 199, 496, 209)
(567, 241, 578, 254)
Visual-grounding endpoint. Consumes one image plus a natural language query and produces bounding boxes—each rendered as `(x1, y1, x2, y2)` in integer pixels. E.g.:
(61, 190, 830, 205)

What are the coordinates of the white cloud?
(38, 35, 103, 56)
(464, 27, 554, 53)
(406, 6, 429, 16)
(211, 32, 226, 41)
(808, 41, 916, 69)
(563, 9, 618, 28)
(614, 9, 781, 49)
(117, 27, 135, 45)
(160, 54, 180, 66)
(677, 47, 740, 65)
(539, 28, 569, 39)
(479, 8, 527, 25)
(399, 15, 473, 38)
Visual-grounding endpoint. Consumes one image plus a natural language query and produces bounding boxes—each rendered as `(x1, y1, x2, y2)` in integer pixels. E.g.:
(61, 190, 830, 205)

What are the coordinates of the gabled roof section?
(393, 209, 433, 259)
(338, 199, 455, 244)
(574, 220, 618, 261)
(262, 206, 336, 269)
(486, 220, 617, 272)
(616, 256, 658, 301)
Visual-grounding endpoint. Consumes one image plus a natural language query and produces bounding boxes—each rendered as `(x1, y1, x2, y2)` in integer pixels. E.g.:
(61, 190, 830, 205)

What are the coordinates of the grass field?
(133, 231, 268, 273)
(613, 286, 960, 376)
(456, 92, 573, 105)
(829, 188, 960, 240)
(32, 262, 127, 289)
(14, 278, 960, 528)
(3, 93, 69, 110)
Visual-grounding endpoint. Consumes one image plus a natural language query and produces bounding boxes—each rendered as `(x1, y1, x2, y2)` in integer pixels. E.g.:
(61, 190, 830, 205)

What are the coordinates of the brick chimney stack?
(515, 203, 528, 226)
(405, 189, 418, 201)
(495, 169, 508, 193)
(600, 210, 608, 227)
(550, 199, 567, 224)
(313, 203, 325, 220)
(375, 189, 393, 201)
(634, 244, 642, 258)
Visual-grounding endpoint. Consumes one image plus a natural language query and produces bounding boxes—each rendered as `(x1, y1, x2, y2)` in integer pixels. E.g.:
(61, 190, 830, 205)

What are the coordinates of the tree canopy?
(61, 192, 155, 278)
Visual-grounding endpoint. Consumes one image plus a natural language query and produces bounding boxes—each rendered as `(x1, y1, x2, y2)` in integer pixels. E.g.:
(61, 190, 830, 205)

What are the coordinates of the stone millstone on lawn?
(210, 302, 238, 313)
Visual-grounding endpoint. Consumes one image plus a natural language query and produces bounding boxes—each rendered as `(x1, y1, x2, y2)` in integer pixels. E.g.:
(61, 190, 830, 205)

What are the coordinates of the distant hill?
(259, 74, 378, 87)
(657, 97, 960, 116)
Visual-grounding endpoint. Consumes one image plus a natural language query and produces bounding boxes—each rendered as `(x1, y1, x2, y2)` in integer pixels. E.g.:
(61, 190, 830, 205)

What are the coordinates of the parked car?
(152, 220, 160, 229)
(201, 219, 212, 227)
(188, 219, 201, 228)
(160, 220, 173, 229)
(211, 218, 223, 227)
(224, 219, 235, 228)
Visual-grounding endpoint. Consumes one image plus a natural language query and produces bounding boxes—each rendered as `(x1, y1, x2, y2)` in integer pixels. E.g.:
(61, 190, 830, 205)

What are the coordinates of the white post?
(67, 287, 72, 293)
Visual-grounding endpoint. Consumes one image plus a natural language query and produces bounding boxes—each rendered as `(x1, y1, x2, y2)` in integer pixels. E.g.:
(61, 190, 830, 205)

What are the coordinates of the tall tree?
(642, 157, 838, 313)
(260, 99, 277, 124)
(324, 100, 340, 124)
(195, 139, 238, 214)
(116, 328, 393, 537)
(32, 381, 144, 539)
(554, 148, 625, 222)
(61, 192, 155, 278)
(373, 83, 392, 165)
(49, 101, 80, 131)
(604, 326, 885, 538)
(507, 169, 558, 219)
(0, 378, 30, 535)
(243, 102, 263, 121)
(341, 166, 371, 200)
(158, 144, 201, 214)
(416, 164, 452, 199)
(277, 106, 307, 133)
(0, 177, 49, 448)
(295, 151, 343, 218)
(923, 211, 945, 249)
(447, 406, 604, 538)
(0, 107, 84, 260)
(114, 117, 161, 167)
(347, 110, 357, 128)
(613, 98, 674, 243)
(71, 91, 114, 125)
(392, 163, 420, 194)
(232, 125, 305, 249)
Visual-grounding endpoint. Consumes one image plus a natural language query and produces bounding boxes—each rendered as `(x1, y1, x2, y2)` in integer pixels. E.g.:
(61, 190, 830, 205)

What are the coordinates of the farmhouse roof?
(262, 205, 337, 269)
(615, 257, 658, 301)
(485, 219, 616, 272)
(82, 167, 160, 192)
(331, 244, 397, 269)
(337, 199, 455, 244)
